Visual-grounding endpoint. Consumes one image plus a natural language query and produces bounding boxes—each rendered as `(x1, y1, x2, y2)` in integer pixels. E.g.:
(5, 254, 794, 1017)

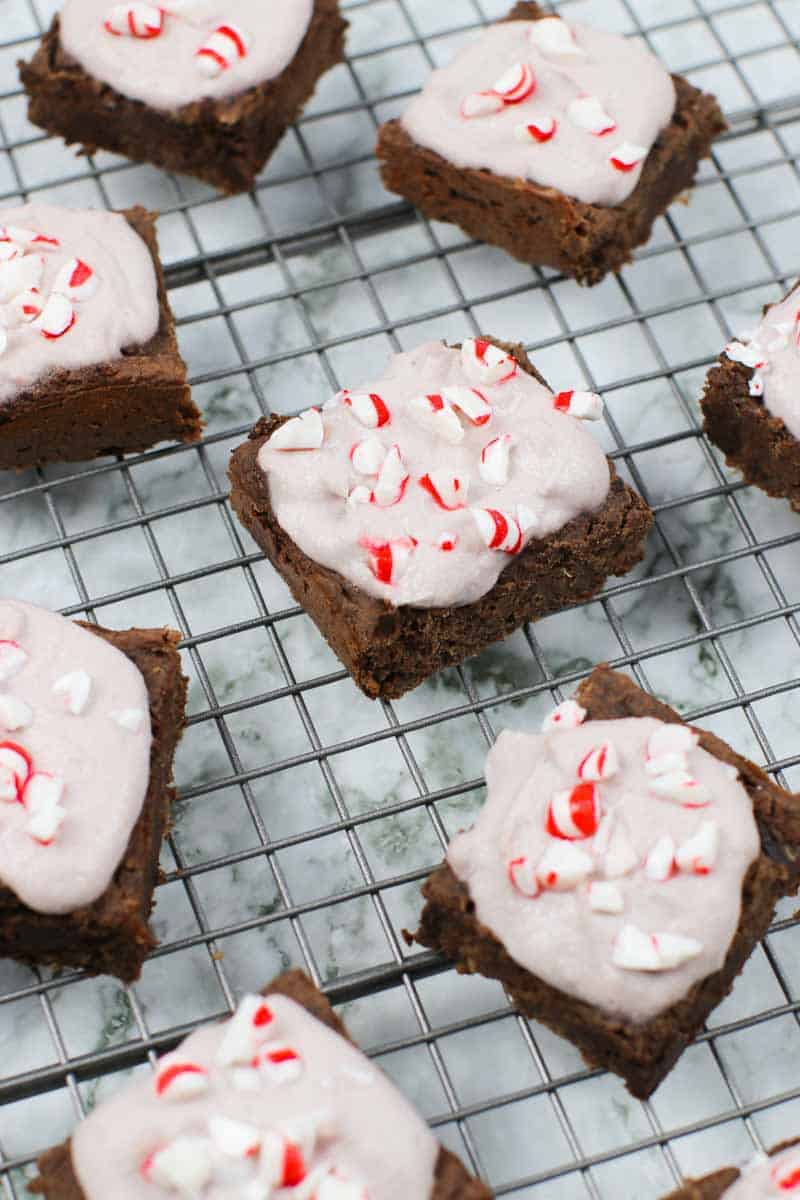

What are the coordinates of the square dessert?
(376, 3, 726, 285)
(0, 203, 200, 471)
(228, 337, 653, 699)
(32, 967, 492, 1200)
(0, 598, 187, 982)
(412, 665, 800, 1099)
(20, 0, 347, 196)
(662, 1139, 800, 1199)
(702, 280, 800, 510)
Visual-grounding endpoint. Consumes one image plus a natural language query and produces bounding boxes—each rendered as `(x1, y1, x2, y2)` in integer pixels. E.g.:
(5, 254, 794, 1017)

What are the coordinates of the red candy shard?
(282, 1142, 306, 1187)
(253, 1002, 273, 1027)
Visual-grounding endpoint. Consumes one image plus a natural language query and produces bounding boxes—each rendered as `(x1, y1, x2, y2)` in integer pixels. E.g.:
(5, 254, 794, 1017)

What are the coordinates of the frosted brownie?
(702, 280, 800, 510)
(0, 598, 186, 982)
(412, 665, 800, 1098)
(663, 1140, 800, 1198)
(20, 0, 347, 195)
(228, 337, 652, 698)
(376, 3, 726, 285)
(0, 203, 199, 470)
(32, 968, 491, 1200)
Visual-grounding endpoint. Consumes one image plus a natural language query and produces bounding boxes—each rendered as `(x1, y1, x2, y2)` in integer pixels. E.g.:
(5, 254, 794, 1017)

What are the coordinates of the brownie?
(228, 339, 653, 699)
(19, 1, 347, 196)
(0, 206, 201, 471)
(412, 665, 800, 1099)
(32, 968, 492, 1200)
(376, 3, 726, 286)
(0, 623, 187, 983)
(662, 1139, 800, 1199)
(701, 285, 800, 512)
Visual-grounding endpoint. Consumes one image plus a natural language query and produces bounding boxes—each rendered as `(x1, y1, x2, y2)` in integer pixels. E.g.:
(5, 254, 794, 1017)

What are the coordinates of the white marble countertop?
(1, 0, 800, 1196)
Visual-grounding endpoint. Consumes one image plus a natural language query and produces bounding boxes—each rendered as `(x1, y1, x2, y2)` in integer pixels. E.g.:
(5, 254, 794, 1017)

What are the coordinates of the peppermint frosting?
(59, 1, 314, 111)
(723, 282, 800, 440)
(71, 992, 439, 1200)
(257, 340, 611, 608)
(399, 16, 676, 207)
(0, 203, 159, 404)
(0, 599, 151, 914)
(722, 1146, 800, 1197)
(447, 708, 760, 1024)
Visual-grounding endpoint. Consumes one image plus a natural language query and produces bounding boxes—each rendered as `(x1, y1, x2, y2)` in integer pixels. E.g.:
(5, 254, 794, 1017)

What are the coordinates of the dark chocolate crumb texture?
(229, 337, 652, 699)
(376, 3, 726, 284)
(33, 968, 491, 1200)
(20, 0, 347, 196)
(413, 666, 800, 1099)
(702, 279, 800, 511)
(0, 598, 186, 983)
(662, 1138, 800, 1199)
(0, 203, 200, 470)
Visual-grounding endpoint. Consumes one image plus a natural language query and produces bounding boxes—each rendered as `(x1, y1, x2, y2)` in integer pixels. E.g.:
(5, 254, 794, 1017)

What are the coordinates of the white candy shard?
(602, 820, 638, 879)
(350, 437, 385, 477)
(142, 1135, 214, 1192)
(0, 639, 27, 682)
(112, 707, 147, 733)
(567, 94, 616, 135)
(408, 393, 465, 444)
(652, 931, 704, 970)
(675, 821, 719, 875)
(371, 444, 409, 508)
(645, 834, 676, 882)
(52, 669, 92, 716)
(196, 22, 251, 76)
(537, 841, 593, 891)
(749, 372, 765, 398)
(0, 252, 44, 303)
(529, 16, 585, 57)
(52, 257, 98, 301)
(34, 292, 75, 340)
(268, 407, 324, 452)
(724, 340, 766, 370)
(0, 694, 32, 732)
(507, 855, 540, 898)
(361, 536, 416, 586)
(460, 338, 517, 386)
(216, 994, 275, 1067)
(461, 91, 504, 119)
(491, 62, 536, 104)
(649, 771, 711, 808)
(577, 741, 619, 782)
(471, 507, 523, 554)
(541, 699, 586, 732)
(208, 1114, 262, 1159)
(613, 924, 703, 972)
(479, 434, 514, 485)
(154, 1057, 210, 1100)
(610, 142, 647, 172)
(341, 390, 391, 429)
(441, 385, 492, 427)
(1, 226, 59, 251)
(553, 389, 604, 420)
(419, 470, 468, 511)
(315, 1173, 369, 1200)
(24, 773, 66, 845)
(587, 880, 624, 914)
(103, 3, 164, 38)
(645, 751, 688, 778)
(647, 724, 699, 759)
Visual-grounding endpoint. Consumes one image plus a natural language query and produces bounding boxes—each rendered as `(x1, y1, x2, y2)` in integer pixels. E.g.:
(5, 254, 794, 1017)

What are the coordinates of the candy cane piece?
(8, 287, 44, 325)
(644, 834, 676, 882)
(216, 994, 275, 1067)
(34, 293, 75, 340)
(577, 741, 619, 782)
(461, 338, 517, 385)
(141, 1136, 214, 1192)
(649, 771, 711, 808)
(0, 640, 27, 682)
(254, 1042, 304, 1085)
(418, 470, 468, 510)
(208, 1115, 262, 1159)
(461, 91, 504, 119)
(0, 695, 32, 732)
(541, 699, 586, 732)
(437, 532, 458, 552)
(24, 773, 66, 846)
(567, 95, 617, 136)
(770, 1150, 800, 1192)
(514, 116, 557, 143)
(546, 781, 601, 839)
(492, 62, 536, 105)
(103, 3, 165, 38)
(442, 385, 492, 427)
(675, 821, 718, 875)
(371, 444, 409, 508)
(610, 141, 647, 172)
(0, 741, 32, 798)
(52, 257, 98, 302)
(479, 434, 514, 485)
(154, 1058, 210, 1100)
(613, 926, 703, 972)
(537, 841, 593, 891)
(647, 725, 699, 759)
(507, 855, 540, 898)
(1, 226, 59, 250)
(112, 708, 147, 733)
(587, 880, 624, 914)
(341, 390, 391, 429)
(408, 393, 465, 444)
(361, 536, 417, 586)
(196, 23, 251, 76)
(268, 408, 324, 451)
(0, 253, 44, 303)
(553, 390, 604, 420)
(51, 669, 92, 716)
(529, 16, 585, 57)
(350, 438, 385, 476)
(260, 1130, 307, 1189)
(471, 507, 523, 554)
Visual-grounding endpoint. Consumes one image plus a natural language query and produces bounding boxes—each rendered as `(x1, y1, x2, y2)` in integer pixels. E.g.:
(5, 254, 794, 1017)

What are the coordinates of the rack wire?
(1, 0, 800, 1194)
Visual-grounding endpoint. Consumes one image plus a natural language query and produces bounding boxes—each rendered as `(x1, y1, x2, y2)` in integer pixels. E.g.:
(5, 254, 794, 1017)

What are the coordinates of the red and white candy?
(409, 393, 465, 445)
(208, 1114, 262, 1160)
(103, 3, 165, 38)
(537, 840, 593, 891)
(268, 407, 324, 452)
(649, 771, 711, 808)
(441, 385, 492, 427)
(725, 340, 768, 371)
(675, 821, 718, 875)
(471, 508, 523, 555)
(0, 741, 31, 801)
(254, 1042, 304, 1085)
(461, 92, 504, 120)
(528, 16, 585, 57)
(196, 23, 250, 76)
(587, 880, 624, 914)
(567, 95, 616, 136)
(771, 1150, 800, 1192)
(51, 669, 92, 716)
(340, 390, 391, 429)
(612, 924, 702, 972)
(610, 142, 647, 172)
(8, 288, 44, 325)
(24, 772, 66, 845)
(461, 338, 517, 386)
(141, 1136, 213, 1193)
(599, 814, 639, 879)
(259, 1129, 307, 1189)
(647, 724, 699, 760)
(479, 434, 514, 486)
(553, 390, 603, 420)
(507, 855, 540, 899)
(418, 470, 468, 511)
(52, 258, 99, 302)
(644, 834, 676, 882)
(577, 741, 618, 782)
(350, 438, 385, 477)
(0, 226, 59, 252)
(0, 640, 27, 682)
(216, 995, 275, 1067)
(0, 694, 32, 732)
(541, 699, 585, 732)
(514, 116, 557, 143)
(371, 444, 409, 508)
(491, 62, 536, 105)
(154, 1057, 210, 1100)
(546, 781, 601, 840)
(33, 293, 75, 340)
(361, 536, 416, 586)
(749, 372, 765, 398)
(437, 532, 458, 552)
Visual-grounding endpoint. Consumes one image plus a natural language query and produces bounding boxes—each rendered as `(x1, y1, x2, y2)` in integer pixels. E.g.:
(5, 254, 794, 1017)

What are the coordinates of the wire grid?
(1, 0, 800, 1195)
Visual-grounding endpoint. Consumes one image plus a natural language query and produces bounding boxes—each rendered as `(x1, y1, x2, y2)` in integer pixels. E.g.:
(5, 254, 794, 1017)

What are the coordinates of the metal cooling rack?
(2, 0, 800, 1195)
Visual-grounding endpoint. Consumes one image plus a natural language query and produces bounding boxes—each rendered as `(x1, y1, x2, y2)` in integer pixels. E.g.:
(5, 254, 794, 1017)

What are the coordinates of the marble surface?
(1, 0, 800, 1197)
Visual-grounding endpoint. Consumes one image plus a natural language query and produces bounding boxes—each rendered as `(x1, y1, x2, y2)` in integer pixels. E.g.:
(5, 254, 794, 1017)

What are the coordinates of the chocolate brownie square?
(662, 1139, 800, 1198)
(412, 665, 800, 1099)
(376, 3, 726, 285)
(0, 204, 200, 471)
(701, 280, 800, 511)
(20, 0, 347, 196)
(33, 968, 491, 1200)
(0, 599, 187, 983)
(228, 337, 652, 699)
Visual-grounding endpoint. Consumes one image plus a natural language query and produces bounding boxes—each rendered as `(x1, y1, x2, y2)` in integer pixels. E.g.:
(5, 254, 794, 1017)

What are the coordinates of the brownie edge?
(32, 969, 492, 1200)
(228, 340, 653, 699)
(661, 1138, 800, 1199)
(412, 666, 800, 1100)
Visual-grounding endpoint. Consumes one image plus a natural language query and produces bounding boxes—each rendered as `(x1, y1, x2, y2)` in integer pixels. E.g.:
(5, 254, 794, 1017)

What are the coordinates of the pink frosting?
(0, 599, 151, 915)
(59, 1, 314, 111)
(71, 992, 439, 1200)
(400, 15, 676, 206)
(722, 1146, 800, 1197)
(257, 340, 611, 608)
(447, 713, 760, 1024)
(723, 282, 800, 440)
(0, 203, 159, 404)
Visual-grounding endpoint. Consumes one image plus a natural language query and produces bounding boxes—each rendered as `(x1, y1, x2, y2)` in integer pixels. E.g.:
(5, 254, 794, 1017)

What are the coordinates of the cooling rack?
(2, 0, 800, 1195)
